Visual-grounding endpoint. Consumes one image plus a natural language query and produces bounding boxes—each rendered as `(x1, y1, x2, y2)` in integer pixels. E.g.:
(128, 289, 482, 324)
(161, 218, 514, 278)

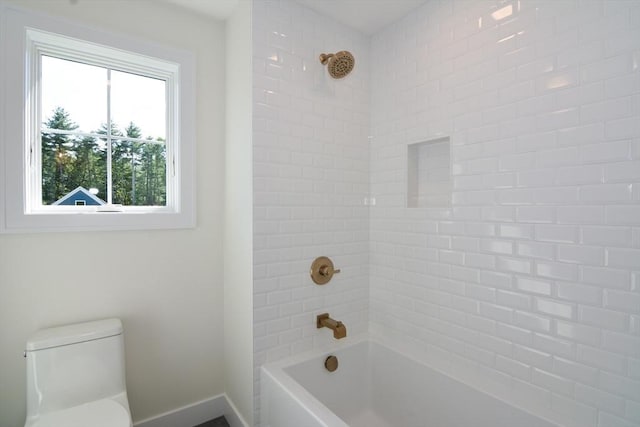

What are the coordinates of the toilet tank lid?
(26, 318, 123, 351)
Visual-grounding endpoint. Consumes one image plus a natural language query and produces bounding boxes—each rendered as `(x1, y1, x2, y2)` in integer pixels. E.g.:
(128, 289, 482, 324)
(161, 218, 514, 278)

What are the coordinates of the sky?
(41, 55, 166, 139)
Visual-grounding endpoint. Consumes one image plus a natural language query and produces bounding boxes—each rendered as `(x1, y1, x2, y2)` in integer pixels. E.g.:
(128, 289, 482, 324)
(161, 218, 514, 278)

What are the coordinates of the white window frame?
(0, 4, 196, 232)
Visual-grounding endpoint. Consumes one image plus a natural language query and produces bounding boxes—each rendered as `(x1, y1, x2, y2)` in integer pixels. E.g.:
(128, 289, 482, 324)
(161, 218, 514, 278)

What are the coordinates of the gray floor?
(194, 416, 230, 427)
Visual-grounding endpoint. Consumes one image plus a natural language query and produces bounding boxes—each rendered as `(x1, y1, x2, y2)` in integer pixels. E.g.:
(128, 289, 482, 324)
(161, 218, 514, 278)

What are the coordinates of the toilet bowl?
(24, 318, 132, 427)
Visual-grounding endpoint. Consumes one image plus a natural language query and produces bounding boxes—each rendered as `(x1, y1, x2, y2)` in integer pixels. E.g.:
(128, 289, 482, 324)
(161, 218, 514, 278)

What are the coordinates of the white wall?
(0, 1, 226, 426)
(224, 0, 254, 424)
(370, 1, 640, 427)
(251, 0, 370, 421)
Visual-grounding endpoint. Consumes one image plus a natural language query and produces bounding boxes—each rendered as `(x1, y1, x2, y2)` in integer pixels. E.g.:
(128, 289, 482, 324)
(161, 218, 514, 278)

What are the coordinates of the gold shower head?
(319, 51, 355, 79)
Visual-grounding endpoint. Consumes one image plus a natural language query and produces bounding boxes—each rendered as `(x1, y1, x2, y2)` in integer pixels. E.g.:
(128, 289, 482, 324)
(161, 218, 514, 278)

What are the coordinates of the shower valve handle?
(319, 265, 340, 277)
(310, 256, 340, 285)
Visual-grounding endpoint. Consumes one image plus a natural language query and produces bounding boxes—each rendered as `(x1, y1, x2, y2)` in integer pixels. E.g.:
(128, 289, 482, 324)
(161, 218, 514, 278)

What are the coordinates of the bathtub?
(261, 339, 559, 427)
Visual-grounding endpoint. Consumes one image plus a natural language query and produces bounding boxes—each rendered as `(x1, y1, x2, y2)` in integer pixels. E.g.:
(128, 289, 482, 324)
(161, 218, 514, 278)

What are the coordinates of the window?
(40, 55, 167, 208)
(0, 5, 196, 232)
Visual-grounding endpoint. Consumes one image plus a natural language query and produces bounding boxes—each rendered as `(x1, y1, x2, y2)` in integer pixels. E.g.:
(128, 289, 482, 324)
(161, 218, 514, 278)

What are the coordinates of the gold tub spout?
(316, 313, 347, 339)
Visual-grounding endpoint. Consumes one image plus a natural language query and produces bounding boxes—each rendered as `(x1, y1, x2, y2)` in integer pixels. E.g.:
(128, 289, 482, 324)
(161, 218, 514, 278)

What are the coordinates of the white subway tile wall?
(254, 0, 639, 425)
(370, 1, 639, 427)
(252, 0, 370, 421)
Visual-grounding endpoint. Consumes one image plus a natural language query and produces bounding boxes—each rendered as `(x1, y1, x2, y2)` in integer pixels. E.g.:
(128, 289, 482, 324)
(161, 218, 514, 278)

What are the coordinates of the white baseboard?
(223, 395, 250, 427)
(134, 394, 249, 427)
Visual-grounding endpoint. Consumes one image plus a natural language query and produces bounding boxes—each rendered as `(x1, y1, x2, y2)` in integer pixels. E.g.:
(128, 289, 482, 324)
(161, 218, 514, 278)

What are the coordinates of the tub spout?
(316, 313, 347, 339)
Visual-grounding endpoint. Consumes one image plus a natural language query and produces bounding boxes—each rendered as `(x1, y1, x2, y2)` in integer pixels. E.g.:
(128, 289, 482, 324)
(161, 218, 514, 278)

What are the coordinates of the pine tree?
(41, 107, 78, 204)
(98, 121, 129, 204)
(124, 122, 142, 204)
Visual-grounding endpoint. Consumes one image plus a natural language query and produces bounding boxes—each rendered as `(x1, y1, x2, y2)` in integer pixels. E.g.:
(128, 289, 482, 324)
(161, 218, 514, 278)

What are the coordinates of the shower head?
(319, 51, 355, 79)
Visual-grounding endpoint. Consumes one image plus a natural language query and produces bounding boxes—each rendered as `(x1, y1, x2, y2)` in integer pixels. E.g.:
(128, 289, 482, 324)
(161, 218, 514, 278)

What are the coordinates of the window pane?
(41, 132, 107, 205)
(41, 56, 107, 134)
(110, 70, 166, 140)
(112, 140, 166, 206)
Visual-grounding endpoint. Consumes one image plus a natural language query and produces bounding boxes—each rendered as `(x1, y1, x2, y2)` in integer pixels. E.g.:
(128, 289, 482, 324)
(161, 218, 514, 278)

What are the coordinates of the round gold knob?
(324, 355, 338, 372)
(310, 256, 340, 285)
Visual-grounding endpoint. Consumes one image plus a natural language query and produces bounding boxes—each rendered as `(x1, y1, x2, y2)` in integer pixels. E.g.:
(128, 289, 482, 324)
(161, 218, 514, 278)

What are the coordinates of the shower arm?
(319, 53, 334, 64)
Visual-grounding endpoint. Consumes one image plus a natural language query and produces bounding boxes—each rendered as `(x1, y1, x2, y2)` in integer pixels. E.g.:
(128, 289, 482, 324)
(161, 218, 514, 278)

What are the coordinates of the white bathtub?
(261, 339, 559, 427)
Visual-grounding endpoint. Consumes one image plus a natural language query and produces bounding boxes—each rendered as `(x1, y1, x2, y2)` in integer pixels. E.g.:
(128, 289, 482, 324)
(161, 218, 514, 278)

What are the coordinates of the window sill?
(1, 210, 195, 233)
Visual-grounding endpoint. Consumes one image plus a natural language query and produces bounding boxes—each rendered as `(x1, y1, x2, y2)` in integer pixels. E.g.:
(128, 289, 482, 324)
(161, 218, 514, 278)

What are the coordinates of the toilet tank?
(25, 318, 127, 417)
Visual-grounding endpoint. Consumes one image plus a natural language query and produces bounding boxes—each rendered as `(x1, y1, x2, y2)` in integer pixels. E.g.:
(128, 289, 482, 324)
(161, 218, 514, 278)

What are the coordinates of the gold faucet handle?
(311, 256, 340, 285)
(319, 265, 340, 276)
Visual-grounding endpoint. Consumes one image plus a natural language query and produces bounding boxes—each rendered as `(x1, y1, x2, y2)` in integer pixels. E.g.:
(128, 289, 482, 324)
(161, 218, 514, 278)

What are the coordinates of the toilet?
(24, 318, 132, 427)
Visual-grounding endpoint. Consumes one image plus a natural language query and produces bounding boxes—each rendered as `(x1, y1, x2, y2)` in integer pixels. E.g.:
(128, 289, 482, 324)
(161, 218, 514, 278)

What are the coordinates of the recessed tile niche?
(407, 137, 451, 208)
